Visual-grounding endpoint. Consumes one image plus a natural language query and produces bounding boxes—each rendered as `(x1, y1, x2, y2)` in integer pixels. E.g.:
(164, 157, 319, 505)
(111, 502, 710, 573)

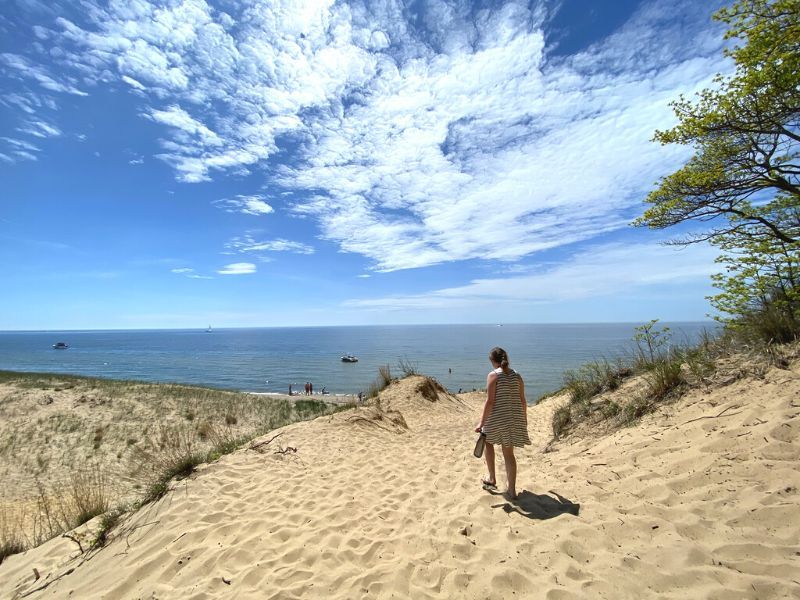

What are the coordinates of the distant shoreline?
(0, 320, 716, 334)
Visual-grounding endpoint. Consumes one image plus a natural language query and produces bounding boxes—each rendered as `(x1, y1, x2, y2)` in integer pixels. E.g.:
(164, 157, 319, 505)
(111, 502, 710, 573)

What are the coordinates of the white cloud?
(17, 120, 61, 138)
(121, 75, 146, 90)
(172, 266, 213, 279)
(24, 0, 730, 271)
(217, 262, 256, 275)
(146, 105, 222, 145)
(226, 234, 314, 255)
(214, 194, 274, 215)
(345, 240, 719, 311)
(0, 52, 87, 95)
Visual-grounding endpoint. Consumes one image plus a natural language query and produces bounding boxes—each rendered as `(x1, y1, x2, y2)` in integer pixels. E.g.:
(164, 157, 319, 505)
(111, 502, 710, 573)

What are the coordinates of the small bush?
(93, 426, 105, 449)
(378, 365, 392, 387)
(622, 396, 652, 424)
(397, 358, 418, 377)
(601, 400, 621, 419)
(682, 346, 716, 384)
(224, 413, 237, 426)
(417, 377, 444, 402)
(143, 452, 204, 504)
(368, 365, 394, 399)
(564, 359, 630, 405)
(552, 406, 571, 439)
(0, 536, 25, 566)
(196, 421, 213, 441)
(563, 368, 602, 404)
(0, 508, 25, 565)
(293, 399, 327, 417)
(646, 356, 686, 400)
(91, 507, 124, 550)
(68, 467, 109, 527)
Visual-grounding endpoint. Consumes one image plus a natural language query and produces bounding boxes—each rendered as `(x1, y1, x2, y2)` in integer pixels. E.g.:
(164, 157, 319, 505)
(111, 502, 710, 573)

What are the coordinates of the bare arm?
(518, 375, 527, 421)
(476, 371, 498, 432)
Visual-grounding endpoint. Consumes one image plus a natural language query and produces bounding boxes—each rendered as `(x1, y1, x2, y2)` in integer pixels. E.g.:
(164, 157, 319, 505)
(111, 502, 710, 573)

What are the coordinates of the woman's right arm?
(476, 371, 498, 432)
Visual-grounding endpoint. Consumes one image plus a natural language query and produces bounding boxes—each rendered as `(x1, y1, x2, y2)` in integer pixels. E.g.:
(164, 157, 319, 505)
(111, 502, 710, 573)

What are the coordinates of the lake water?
(0, 323, 713, 400)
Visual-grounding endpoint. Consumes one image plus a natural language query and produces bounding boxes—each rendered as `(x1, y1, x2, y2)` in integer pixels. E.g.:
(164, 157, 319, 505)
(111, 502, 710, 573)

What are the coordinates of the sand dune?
(2, 367, 799, 599)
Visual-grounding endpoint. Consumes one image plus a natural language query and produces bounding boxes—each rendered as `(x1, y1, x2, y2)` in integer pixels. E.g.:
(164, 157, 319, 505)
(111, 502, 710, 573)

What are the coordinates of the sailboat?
(205, 325, 213, 333)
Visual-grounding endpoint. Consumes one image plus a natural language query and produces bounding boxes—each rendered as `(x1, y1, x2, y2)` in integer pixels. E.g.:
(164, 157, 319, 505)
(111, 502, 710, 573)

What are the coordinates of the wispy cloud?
(0, 52, 87, 96)
(213, 195, 274, 216)
(171, 267, 213, 279)
(10, 0, 729, 271)
(217, 262, 256, 275)
(225, 234, 314, 255)
(345, 240, 719, 312)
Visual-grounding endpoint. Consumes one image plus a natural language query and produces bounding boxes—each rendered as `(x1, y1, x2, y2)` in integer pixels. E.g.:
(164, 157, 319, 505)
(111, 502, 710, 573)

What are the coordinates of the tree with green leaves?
(636, 0, 799, 245)
(636, 0, 799, 334)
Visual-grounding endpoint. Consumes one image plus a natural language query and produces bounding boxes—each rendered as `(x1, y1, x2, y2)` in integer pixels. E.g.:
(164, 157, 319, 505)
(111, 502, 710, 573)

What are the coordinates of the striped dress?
(484, 368, 531, 448)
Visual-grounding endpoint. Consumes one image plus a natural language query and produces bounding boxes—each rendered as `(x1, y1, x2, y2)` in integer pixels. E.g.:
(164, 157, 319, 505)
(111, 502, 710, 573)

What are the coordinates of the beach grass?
(551, 317, 799, 438)
(0, 371, 351, 559)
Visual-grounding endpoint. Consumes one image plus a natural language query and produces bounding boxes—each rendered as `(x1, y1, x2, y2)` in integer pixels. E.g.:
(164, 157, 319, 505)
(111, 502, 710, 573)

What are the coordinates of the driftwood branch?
(274, 446, 297, 455)
(682, 405, 742, 425)
(61, 532, 84, 554)
(249, 432, 284, 451)
(18, 568, 76, 598)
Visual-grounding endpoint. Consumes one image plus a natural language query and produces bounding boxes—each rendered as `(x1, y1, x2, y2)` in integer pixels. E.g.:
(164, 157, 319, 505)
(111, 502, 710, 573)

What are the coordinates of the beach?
(1, 357, 799, 599)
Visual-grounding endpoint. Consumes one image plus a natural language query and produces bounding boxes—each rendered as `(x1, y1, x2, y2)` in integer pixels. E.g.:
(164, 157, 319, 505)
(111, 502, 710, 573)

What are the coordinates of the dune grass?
(0, 372, 351, 562)
(551, 315, 798, 439)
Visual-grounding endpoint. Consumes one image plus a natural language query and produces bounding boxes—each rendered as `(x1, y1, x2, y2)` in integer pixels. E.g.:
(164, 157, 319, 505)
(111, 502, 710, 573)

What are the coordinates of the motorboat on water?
(52, 342, 69, 349)
(341, 355, 358, 363)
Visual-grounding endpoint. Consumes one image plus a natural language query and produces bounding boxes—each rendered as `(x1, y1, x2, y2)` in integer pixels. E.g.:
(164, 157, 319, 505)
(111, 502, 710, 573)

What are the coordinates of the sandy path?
(2, 369, 799, 599)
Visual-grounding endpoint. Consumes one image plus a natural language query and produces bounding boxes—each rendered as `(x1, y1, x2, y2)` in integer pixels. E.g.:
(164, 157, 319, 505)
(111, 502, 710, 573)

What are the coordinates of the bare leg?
(501, 445, 517, 499)
(483, 443, 496, 485)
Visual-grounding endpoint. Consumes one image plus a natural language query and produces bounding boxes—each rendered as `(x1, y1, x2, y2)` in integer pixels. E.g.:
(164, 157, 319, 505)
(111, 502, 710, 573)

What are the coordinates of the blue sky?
(1, 0, 731, 330)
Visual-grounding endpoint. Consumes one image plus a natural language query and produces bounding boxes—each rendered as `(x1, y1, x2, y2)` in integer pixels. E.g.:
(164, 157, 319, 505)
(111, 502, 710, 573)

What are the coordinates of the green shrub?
(368, 365, 394, 399)
(738, 300, 799, 345)
(143, 452, 204, 504)
(293, 399, 327, 417)
(646, 355, 686, 400)
(563, 359, 630, 404)
(682, 346, 716, 383)
(551, 406, 571, 439)
(91, 506, 125, 550)
(601, 400, 621, 419)
(397, 357, 418, 377)
(622, 396, 652, 424)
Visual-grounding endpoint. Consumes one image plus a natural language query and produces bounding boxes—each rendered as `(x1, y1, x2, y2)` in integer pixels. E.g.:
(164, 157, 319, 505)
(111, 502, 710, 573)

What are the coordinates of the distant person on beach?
(289, 383, 293, 396)
(475, 346, 530, 500)
(309, 382, 313, 395)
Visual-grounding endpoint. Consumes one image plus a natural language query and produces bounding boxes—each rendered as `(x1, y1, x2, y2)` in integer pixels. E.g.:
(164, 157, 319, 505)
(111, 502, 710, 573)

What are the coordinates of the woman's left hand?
(474, 425, 483, 433)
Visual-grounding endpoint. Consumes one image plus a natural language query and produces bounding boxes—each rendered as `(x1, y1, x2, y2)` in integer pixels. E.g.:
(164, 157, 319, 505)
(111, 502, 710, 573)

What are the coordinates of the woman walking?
(475, 346, 530, 500)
